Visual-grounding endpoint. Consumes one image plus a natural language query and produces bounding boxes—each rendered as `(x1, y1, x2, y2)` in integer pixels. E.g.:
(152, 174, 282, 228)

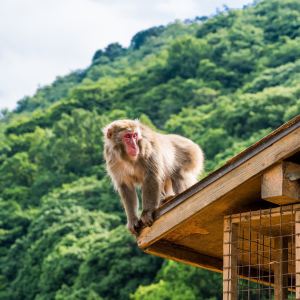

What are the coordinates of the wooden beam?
(262, 162, 300, 205)
(144, 241, 223, 273)
(223, 217, 238, 300)
(230, 204, 300, 224)
(295, 210, 300, 299)
(274, 237, 289, 300)
(137, 126, 300, 249)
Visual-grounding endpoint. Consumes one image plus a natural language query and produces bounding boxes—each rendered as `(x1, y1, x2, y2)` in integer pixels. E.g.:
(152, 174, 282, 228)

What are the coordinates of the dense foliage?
(1, 0, 300, 298)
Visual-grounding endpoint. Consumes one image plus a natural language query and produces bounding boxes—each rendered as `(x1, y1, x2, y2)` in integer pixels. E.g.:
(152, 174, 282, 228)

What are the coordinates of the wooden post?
(274, 237, 288, 300)
(295, 210, 300, 300)
(262, 162, 300, 205)
(223, 217, 238, 300)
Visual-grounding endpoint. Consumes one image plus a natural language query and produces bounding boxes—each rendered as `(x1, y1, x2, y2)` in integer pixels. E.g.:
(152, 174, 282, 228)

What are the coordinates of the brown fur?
(103, 119, 204, 236)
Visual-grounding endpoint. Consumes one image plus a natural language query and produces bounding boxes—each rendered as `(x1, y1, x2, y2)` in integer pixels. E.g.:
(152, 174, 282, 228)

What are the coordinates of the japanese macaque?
(102, 119, 204, 236)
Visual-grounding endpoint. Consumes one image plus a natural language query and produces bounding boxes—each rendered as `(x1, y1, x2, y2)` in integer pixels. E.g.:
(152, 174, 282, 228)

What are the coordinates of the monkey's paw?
(126, 219, 139, 236)
(140, 211, 154, 227)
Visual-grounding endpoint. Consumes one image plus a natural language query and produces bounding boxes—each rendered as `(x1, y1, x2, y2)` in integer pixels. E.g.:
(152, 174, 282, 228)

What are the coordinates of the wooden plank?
(230, 204, 300, 224)
(295, 210, 300, 300)
(223, 218, 238, 300)
(262, 162, 300, 205)
(137, 126, 300, 249)
(144, 241, 223, 273)
(274, 237, 289, 300)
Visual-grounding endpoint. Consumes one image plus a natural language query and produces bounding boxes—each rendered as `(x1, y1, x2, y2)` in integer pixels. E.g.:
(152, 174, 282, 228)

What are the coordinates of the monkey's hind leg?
(171, 172, 197, 194)
(164, 177, 174, 197)
(160, 177, 175, 205)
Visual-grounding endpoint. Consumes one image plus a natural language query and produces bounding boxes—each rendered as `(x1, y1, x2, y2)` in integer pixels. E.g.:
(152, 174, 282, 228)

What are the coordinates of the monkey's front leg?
(140, 177, 160, 227)
(118, 183, 139, 236)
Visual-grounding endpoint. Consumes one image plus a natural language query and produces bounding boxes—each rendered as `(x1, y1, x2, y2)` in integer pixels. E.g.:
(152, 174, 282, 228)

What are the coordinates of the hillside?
(1, 0, 300, 299)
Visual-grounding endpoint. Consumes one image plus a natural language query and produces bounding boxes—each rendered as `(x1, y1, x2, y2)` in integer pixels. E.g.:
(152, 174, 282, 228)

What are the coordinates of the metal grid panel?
(223, 205, 300, 300)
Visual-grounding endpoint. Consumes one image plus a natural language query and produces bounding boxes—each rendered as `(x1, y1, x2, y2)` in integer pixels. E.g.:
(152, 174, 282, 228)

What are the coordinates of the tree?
(130, 26, 165, 50)
(131, 260, 222, 300)
(164, 36, 209, 80)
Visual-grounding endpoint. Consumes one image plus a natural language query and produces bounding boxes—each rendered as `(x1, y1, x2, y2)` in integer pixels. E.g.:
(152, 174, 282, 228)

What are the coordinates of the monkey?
(102, 119, 204, 236)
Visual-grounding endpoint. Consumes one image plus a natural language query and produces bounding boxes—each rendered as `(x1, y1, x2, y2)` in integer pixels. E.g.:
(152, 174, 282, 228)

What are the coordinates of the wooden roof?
(136, 114, 300, 273)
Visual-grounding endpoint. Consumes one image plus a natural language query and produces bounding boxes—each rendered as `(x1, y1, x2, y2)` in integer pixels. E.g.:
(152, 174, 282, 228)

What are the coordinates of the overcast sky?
(0, 0, 252, 111)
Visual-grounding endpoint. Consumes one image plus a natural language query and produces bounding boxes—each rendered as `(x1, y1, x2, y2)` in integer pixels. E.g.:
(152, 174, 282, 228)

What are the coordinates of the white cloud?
(155, 0, 201, 19)
(0, 0, 252, 111)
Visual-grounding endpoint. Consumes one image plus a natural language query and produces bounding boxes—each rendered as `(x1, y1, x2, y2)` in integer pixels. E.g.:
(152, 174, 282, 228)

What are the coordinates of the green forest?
(1, 0, 300, 298)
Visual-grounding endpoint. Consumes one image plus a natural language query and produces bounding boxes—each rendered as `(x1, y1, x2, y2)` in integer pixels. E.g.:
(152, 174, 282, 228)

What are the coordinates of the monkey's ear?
(107, 128, 113, 139)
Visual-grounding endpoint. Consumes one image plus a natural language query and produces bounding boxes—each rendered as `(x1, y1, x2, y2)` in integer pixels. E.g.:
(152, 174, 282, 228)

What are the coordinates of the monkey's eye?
(125, 134, 131, 138)
(133, 133, 137, 138)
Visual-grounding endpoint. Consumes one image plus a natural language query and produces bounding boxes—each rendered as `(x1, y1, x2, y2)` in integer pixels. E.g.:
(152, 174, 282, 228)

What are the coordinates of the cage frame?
(223, 204, 300, 300)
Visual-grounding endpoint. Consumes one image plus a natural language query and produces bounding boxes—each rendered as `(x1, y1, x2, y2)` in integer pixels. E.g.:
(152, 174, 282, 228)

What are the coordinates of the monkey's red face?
(122, 132, 139, 157)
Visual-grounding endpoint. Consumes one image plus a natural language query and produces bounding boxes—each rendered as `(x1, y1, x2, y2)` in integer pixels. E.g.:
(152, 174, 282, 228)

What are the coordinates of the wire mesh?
(223, 205, 300, 300)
